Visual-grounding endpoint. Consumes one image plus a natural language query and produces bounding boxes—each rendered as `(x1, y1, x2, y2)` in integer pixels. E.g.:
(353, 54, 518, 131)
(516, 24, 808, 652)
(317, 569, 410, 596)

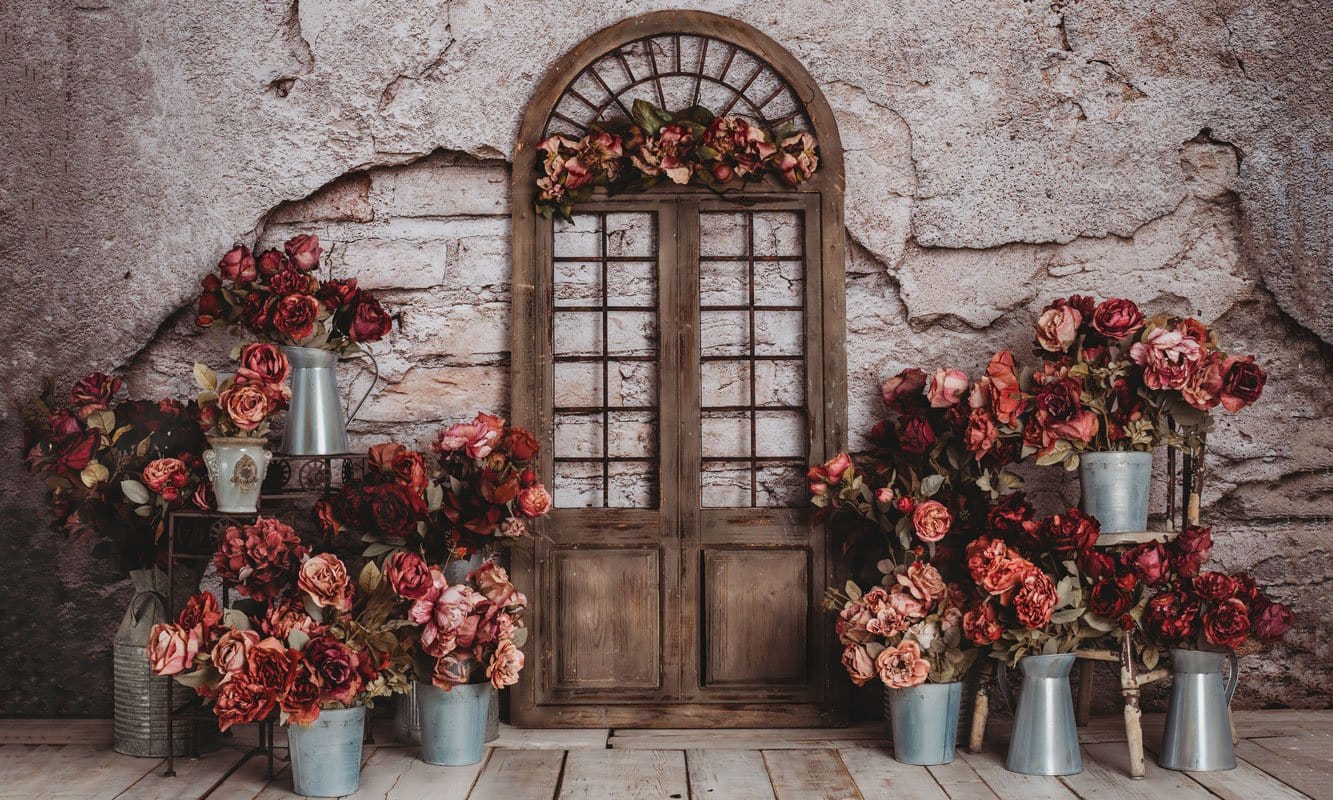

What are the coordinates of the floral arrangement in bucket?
(24, 372, 211, 569)
(195, 235, 396, 355)
(536, 99, 819, 220)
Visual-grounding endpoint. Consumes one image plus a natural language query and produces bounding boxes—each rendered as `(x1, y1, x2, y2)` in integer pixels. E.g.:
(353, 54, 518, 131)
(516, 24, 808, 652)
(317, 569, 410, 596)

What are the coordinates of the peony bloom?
(279, 659, 323, 726)
(211, 629, 260, 675)
(262, 595, 325, 641)
(1202, 597, 1251, 650)
(70, 372, 122, 417)
(986, 492, 1032, 539)
(1145, 592, 1201, 646)
(284, 234, 322, 271)
(213, 676, 277, 732)
(142, 457, 189, 497)
(1251, 600, 1294, 644)
(146, 623, 199, 676)
(487, 637, 525, 689)
(875, 640, 931, 689)
(213, 517, 309, 603)
(1130, 325, 1203, 390)
(1013, 569, 1058, 628)
(841, 644, 877, 686)
(1123, 541, 1170, 587)
(703, 116, 776, 178)
(912, 500, 953, 542)
(410, 577, 483, 658)
(632, 123, 696, 184)
(1091, 298, 1145, 339)
(435, 419, 499, 459)
(900, 562, 947, 604)
(517, 484, 553, 518)
(468, 561, 526, 609)
(363, 482, 428, 538)
(963, 601, 1003, 645)
(881, 368, 927, 412)
(1192, 571, 1238, 602)
(385, 550, 433, 600)
(298, 553, 351, 612)
(775, 131, 819, 186)
(965, 409, 1000, 460)
(836, 600, 875, 645)
(236, 343, 290, 388)
(1218, 355, 1266, 412)
(219, 384, 271, 431)
(1169, 525, 1213, 577)
(304, 635, 361, 704)
(272, 293, 321, 340)
(432, 651, 478, 690)
(1035, 302, 1083, 352)
(246, 636, 296, 694)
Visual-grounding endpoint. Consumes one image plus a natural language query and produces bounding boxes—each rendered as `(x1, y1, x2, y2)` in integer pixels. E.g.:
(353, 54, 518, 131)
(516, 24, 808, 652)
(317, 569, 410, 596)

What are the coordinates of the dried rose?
(1091, 298, 1145, 339)
(875, 640, 930, 689)
(487, 637, 525, 689)
(219, 245, 257, 285)
(927, 368, 969, 408)
(298, 553, 351, 612)
(70, 372, 122, 417)
(912, 500, 952, 543)
(284, 234, 322, 272)
(146, 623, 199, 676)
(1035, 300, 1083, 352)
(211, 629, 259, 675)
(517, 484, 552, 518)
(1203, 597, 1251, 650)
(1219, 355, 1266, 412)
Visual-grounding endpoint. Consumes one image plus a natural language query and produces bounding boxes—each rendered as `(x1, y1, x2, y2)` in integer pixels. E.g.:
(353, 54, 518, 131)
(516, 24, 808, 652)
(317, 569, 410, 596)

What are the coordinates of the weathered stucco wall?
(1, 0, 1329, 716)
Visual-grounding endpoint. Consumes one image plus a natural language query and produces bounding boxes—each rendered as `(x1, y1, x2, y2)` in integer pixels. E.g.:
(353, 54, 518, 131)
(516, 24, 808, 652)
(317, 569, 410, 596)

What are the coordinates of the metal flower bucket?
(280, 345, 377, 456)
(1003, 653, 1082, 776)
(1159, 649, 1239, 772)
(1080, 450, 1153, 533)
(203, 437, 272, 513)
(416, 681, 491, 766)
(884, 681, 963, 765)
(288, 705, 366, 797)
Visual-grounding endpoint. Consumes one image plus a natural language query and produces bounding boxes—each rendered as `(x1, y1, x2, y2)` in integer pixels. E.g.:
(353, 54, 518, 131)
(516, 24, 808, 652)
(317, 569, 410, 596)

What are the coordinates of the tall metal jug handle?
(1224, 650, 1240, 704)
(346, 345, 380, 425)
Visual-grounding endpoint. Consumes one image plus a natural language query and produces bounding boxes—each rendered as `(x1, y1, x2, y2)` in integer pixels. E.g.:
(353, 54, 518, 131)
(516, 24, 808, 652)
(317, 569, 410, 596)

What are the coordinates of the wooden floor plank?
(557, 750, 688, 800)
(924, 758, 1000, 800)
(1237, 739, 1332, 800)
(0, 744, 160, 800)
(686, 749, 776, 800)
(611, 724, 885, 751)
(202, 750, 288, 800)
(838, 747, 949, 800)
(325, 746, 485, 800)
(956, 748, 1080, 800)
(468, 749, 564, 800)
(1061, 743, 1215, 800)
(762, 749, 863, 800)
(114, 747, 251, 800)
(490, 726, 610, 750)
(0, 719, 114, 746)
(1183, 753, 1314, 800)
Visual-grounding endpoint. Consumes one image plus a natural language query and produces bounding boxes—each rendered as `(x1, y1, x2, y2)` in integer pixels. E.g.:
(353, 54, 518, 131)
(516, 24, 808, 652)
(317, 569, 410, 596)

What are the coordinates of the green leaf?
(172, 667, 215, 690)
(363, 542, 397, 558)
(631, 99, 664, 135)
(222, 608, 252, 631)
(287, 629, 310, 652)
(121, 479, 150, 504)
(920, 474, 945, 497)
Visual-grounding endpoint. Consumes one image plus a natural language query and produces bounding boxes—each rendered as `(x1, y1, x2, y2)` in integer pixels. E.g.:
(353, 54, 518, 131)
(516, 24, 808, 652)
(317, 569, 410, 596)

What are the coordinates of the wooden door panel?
(552, 546, 662, 692)
(702, 547, 810, 687)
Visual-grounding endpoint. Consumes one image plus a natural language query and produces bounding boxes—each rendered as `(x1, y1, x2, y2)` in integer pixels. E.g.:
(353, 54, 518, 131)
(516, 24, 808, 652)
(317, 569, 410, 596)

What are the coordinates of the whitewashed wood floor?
(0, 710, 1328, 799)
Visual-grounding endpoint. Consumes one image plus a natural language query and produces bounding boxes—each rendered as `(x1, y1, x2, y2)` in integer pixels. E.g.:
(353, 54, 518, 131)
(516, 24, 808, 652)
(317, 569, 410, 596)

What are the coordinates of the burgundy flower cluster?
(535, 100, 819, 221)
(196, 234, 395, 354)
(316, 441, 431, 544)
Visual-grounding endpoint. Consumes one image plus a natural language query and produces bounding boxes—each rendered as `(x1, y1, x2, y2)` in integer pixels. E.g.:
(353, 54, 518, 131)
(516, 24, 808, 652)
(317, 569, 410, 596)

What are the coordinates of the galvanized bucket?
(113, 568, 217, 758)
(1160, 649, 1239, 772)
(416, 681, 490, 766)
(1003, 653, 1082, 776)
(885, 681, 962, 765)
(280, 345, 377, 456)
(1079, 450, 1152, 533)
(288, 705, 366, 797)
(203, 437, 272, 513)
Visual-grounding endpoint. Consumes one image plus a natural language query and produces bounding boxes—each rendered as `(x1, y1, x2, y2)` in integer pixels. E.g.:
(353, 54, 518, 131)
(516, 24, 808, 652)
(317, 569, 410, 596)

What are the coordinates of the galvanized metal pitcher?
(885, 681, 962, 765)
(280, 346, 376, 456)
(1080, 450, 1153, 533)
(1003, 652, 1082, 775)
(417, 681, 491, 766)
(1159, 649, 1239, 772)
(288, 705, 366, 797)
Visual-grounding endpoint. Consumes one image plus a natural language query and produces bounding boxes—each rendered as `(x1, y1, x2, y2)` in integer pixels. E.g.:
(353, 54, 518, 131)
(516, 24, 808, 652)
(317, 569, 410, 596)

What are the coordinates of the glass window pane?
(554, 461, 602, 509)
(702, 411, 751, 459)
(701, 309, 749, 357)
(756, 463, 806, 507)
(754, 410, 806, 458)
(701, 461, 752, 508)
(701, 360, 750, 408)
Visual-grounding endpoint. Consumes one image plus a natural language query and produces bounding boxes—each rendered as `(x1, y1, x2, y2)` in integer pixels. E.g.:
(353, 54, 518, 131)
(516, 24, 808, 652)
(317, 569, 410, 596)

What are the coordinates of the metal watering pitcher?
(999, 652, 1082, 775)
(1159, 649, 1239, 772)
(280, 345, 377, 456)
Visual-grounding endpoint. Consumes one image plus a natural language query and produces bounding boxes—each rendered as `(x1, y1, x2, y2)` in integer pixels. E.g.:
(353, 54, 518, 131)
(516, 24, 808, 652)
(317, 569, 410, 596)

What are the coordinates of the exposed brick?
(370, 153, 510, 218)
(268, 173, 374, 224)
(331, 237, 447, 290)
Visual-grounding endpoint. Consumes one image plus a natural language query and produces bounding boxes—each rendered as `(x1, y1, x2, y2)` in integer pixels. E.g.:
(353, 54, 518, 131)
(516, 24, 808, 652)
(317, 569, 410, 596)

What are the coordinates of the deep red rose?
(241, 290, 275, 332)
(881, 368, 928, 412)
(1079, 550, 1116, 581)
(349, 295, 393, 342)
(1124, 541, 1170, 587)
(1231, 572, 1260, 603)
(1203, 597, 1251, 650)
(1192, 571, 1238, 601)
(212, 517, 308, 603)
(279, 659, 322, 726)
(269, 267, 316, 296)
(1169, 525, 1213, 578)
(1251, 600, 1294, 644)
(316, 278, 360, 310)
(177, 592, 223, 643)
(247, 637, 296, 694)
(501, 427, 541, 461)
(41, 430, 98, 476)
(46, 409, 82, 438)
(212, 676, 276, 732)
(303, 636, 360, 704)
(1145, 591, 1199, 646)
(1031, 508, 1099, 555)
(962, 601, 1003, 645)
(257, 249, 286, 276)
(384, 550, 432, 600)
(284, 234, 322, 271)
(364, 482, 428, 538)
(987, 492, 1033, 539)
(1218, 355, 1266, 412)
(219, 245, 257, 285)
(272, 293, 320, 339)
(1035, 378, 1083, 424)
(896, 496, 915, 514)
(70, 372, 122, 417)
(1013, 569, 1058, 628)
(899, 416, 936, 455)
(1091, 298, 1145, 339)
(1089, 579, 1131, 618)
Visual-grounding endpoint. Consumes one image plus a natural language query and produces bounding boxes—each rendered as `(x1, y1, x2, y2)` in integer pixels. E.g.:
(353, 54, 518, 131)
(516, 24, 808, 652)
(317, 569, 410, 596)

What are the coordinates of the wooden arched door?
(511, 11, 846, 727)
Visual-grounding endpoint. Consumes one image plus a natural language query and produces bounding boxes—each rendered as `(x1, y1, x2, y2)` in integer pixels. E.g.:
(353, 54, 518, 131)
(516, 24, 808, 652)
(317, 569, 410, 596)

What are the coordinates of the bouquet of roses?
(196, 234, 396, 354)
(430, 412, 552, 555)
(829, 558, 977, 690)
(149, 517, 415, 729)
(193, 343, 291, 439)
(1022, 295, 1267, 468)
(316, 441, 433, 556)
(24, 372, 211, 569)
(808, 364, 1025, 579)
(387, 552, 527, 692)
(535, 99, 819, 220)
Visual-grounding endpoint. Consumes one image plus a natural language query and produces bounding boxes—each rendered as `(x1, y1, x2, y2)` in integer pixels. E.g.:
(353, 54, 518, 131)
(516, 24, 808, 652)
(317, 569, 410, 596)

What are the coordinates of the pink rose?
(211, 629, 260, 675)
(963, 602, 1003, 645)
(899, 561, 947, 604)
(875, 640, 931, 689)
(517, 485, 552, 518)
(146, 623, 199, 676)
(836, 600, 875, 645)
(432, 651, 478, 690)
(142, 458, 189, 494)
(385, 551, 433, 600)
(1036, 303, 1083, 352)
(487, 637, 525, 689)
(283, 234, 322, 271)
(219, 245, 257, 285)
(498, 517, 528, 538)
(219, 384, 271, 431)
(1124, 541, 1170, 587)
(1013, 569, 1058, 628)
(1130, 325, 1203, 390)
(434, 419, 499, 459)
(1091, 298, 1145, 339)
(881, 368, 927, 411)
(965, 409, 999, 460)
(874, 487, 895, 506)
(236, 343, 291, 387)
(912, 500, 953, 542)
(1182, 352, 1226, 410)
(468, 560, 526, 609)
(985, 350, 1025, 426)
(823, 452, 853, 484)
(841, 644, 877, 687)
(928, 368, 969, 408)
(298, 553, 351, 611)
(1219, 355, 1266, 412)
(1251, 600, 1294, 644)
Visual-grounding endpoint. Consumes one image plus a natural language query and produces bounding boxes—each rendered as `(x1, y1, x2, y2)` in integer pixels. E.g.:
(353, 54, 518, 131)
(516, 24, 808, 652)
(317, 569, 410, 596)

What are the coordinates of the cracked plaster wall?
(1, 0, 1329, 716)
